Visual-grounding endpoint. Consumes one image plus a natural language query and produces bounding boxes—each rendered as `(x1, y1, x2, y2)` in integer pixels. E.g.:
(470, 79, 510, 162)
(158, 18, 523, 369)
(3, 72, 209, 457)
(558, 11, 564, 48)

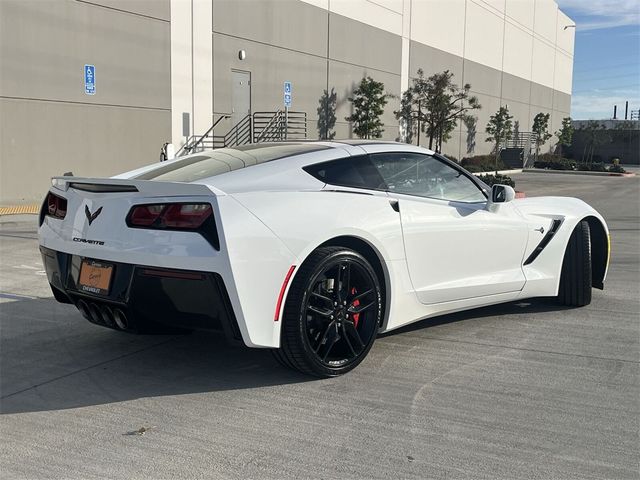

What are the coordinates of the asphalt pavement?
(1, 172, 638, 479)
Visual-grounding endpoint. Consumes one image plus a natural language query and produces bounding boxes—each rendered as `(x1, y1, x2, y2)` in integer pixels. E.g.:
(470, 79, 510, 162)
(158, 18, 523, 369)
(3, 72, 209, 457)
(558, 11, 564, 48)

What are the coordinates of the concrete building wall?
(0, 0, 171, 204)
(172, 0, 573, 158)
(0, 0, 574, 204)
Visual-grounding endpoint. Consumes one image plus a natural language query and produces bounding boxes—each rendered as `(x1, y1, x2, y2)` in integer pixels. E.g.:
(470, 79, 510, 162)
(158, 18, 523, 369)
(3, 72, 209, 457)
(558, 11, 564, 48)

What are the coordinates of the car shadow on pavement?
(0, 298, 312, 415)
(1, 296, 569, 415)
(381, 297, 571, 337)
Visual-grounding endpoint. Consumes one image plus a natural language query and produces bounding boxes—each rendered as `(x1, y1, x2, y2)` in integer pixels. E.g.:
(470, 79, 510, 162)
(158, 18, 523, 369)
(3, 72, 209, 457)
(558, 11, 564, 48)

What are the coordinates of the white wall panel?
(475, 0, 505, 15)
(372, 0, 403, 14)
(531, 38, 555, 89)
(503, 20, 533, 81)
(298, 0, 329, 9)
(192, 0, 213, 136)
(505, 0, 534, 30)
(170, 0, 192, 147)
(534, 0, 557, 43)
(410, 0, 466, 58)
(465, 0, 504, 71)
(556, 10, 575, 55)
(554, 51, 572, 94)
(330, 0, 402, 35)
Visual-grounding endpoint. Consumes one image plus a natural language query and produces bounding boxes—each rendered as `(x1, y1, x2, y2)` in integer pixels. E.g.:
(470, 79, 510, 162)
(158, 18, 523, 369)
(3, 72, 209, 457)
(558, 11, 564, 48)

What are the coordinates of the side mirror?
(487, 184, 516, 211)
(491, 184, 516, 203)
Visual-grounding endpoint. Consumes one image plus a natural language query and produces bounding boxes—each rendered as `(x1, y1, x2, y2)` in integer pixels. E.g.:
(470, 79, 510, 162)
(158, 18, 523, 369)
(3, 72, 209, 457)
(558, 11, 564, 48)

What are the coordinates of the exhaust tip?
(88, 303, 103, 325)
(100, 305, 116, 328)
(113, 309, 128, 330)
(76, 299, 91, 321)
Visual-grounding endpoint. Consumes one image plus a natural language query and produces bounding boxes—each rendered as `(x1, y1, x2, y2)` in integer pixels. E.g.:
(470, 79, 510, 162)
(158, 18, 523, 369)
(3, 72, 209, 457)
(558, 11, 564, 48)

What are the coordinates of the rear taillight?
(46, 192, 67, 219)
(126, 202, 218, 249)
(127, 203, 213, 229)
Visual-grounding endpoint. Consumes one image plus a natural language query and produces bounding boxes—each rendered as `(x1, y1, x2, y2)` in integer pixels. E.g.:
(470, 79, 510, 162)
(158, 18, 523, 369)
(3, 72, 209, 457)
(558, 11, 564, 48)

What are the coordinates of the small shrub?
(538, 153, 563, 163)
(477, 173, 515, 188)
(608, 164, 626, 173)
(443, 154, 459, 163)
(461, 155, 506, 172)
(577, 162, 607, 172)
(533, 158, 575, 170)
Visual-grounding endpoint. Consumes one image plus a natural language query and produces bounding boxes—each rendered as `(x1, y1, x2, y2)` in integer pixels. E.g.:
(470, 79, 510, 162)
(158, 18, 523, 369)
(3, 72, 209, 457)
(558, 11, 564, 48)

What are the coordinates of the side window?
(303, 155, 386, 190)
(369, 153, 486, 203)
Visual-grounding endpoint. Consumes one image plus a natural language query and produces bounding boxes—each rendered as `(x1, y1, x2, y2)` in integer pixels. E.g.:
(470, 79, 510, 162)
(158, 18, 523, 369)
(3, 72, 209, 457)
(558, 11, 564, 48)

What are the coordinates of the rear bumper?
(40, 246, 242, 342)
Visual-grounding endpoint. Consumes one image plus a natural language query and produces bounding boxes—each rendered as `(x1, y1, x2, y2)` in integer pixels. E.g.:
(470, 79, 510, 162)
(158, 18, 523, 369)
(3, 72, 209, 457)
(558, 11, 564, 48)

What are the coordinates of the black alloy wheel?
(274, 247, 383, 377)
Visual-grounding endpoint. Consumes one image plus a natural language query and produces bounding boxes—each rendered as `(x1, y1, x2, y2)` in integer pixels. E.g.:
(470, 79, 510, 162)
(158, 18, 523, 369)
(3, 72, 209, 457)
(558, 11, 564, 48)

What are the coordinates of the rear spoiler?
(50, 176, 225, 197)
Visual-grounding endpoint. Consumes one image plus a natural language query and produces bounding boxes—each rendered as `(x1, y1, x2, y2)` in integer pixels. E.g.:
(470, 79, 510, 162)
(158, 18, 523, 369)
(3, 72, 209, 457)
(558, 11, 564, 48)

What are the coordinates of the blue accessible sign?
(283, 81, 292, 108)
(84, 64, 95, 95)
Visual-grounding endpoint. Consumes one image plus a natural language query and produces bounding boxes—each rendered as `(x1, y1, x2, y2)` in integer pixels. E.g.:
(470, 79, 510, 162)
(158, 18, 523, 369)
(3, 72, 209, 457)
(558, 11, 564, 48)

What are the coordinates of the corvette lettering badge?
(85, 205, 103, 225)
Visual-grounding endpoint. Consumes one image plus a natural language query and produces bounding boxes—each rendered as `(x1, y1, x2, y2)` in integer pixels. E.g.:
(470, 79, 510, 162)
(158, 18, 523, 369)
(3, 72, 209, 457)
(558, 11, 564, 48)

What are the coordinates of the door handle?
(389, 199, 399, 212)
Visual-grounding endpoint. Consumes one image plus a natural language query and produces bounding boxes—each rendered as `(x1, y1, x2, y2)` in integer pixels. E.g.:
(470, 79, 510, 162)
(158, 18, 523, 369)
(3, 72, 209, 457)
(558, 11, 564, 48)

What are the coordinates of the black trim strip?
(70, 182, 138, 193)
(524, 219, 563, 266)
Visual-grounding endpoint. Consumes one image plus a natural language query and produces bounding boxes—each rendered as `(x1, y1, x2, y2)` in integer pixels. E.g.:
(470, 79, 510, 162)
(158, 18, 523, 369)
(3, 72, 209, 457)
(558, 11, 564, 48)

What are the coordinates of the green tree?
(394, 69, 480, 152)
(485, 106, 513, 162)
(345, 76, 391, 139)
(425, 71, 481, 153)
(555, 116, 574, 157)
(532, 112, 552, 158)
(317, 88, 337, 140)
(579, 120, 611, 164)
(463, 115, 477, 154)
(395, 87, 417, 144)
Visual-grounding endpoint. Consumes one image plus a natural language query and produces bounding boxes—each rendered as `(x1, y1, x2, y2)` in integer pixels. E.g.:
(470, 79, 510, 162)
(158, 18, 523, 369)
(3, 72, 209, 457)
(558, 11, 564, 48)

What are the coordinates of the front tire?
(274, 247, 383, 377)
(557, 220, 592, 307)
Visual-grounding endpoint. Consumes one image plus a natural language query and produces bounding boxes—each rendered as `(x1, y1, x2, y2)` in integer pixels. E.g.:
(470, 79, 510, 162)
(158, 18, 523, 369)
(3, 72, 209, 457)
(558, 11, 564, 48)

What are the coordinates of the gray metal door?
(231, 70, 251, 127)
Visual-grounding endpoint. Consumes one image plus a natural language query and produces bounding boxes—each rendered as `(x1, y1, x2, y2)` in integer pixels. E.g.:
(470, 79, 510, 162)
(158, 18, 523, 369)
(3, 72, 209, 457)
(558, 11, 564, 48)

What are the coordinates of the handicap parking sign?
(284, 81, 292, 107)
(85, 64, 95, 95)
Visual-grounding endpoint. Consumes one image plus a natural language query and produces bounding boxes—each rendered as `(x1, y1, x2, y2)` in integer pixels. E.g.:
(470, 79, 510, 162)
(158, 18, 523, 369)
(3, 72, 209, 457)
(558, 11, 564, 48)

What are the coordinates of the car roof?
(117, 140, 437, 187)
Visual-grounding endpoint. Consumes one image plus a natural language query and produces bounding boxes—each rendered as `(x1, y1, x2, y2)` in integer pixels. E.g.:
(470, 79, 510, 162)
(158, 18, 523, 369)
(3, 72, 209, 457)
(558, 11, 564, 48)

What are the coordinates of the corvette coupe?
(39, 141, 609, 377)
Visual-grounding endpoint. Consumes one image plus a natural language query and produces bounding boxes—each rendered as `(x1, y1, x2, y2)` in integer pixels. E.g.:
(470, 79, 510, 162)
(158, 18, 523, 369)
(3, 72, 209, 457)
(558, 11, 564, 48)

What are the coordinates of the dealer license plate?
(78, 259, 113, 296)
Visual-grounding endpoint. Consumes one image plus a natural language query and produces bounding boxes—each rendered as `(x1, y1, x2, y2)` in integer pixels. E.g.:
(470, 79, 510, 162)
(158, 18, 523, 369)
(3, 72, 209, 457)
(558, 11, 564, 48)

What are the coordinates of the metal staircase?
(503, 132, 539, 168)
(253, 110, 307, 143)
(177, 110, 308, 157)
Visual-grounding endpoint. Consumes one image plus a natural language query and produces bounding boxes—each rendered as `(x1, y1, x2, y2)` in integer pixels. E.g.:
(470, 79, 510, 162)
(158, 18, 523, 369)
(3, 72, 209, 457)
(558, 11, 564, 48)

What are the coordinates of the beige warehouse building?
(0, 0, 574, 205)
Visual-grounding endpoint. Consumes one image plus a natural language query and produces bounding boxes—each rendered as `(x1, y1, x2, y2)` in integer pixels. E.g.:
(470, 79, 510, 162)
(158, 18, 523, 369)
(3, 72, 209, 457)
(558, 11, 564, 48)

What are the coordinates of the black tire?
(557, 220, 592, 307)
(275, 247, 383, 377)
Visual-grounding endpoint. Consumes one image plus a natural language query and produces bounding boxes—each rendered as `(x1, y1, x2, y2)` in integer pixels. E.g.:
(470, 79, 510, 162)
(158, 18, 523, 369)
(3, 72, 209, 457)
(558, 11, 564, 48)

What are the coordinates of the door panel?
(394, 195, 527, 304)
(397, 196, 528, 304)
(231, 70, 251, 127)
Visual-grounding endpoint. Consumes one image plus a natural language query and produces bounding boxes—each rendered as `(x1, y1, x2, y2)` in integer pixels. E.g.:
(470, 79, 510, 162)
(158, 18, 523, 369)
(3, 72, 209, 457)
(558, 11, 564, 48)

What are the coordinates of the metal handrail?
(253, 111, 307, 143)
(253, 111, 284, 143)
(176, 115, 230, 156)
(223, 115, 252, 147)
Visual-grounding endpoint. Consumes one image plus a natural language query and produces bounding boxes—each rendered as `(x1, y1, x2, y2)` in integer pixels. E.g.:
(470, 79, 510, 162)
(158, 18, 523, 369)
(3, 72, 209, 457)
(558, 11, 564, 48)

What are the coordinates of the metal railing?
(217, 114, 252, 148)
(177, 110, 308, 157)
(253, 111, 307, 143)
(176, 115, 230, 156)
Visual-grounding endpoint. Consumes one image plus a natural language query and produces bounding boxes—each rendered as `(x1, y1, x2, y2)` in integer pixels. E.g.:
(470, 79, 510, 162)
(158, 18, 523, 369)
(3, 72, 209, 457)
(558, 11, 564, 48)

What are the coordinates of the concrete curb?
(522, 168, 636, 177)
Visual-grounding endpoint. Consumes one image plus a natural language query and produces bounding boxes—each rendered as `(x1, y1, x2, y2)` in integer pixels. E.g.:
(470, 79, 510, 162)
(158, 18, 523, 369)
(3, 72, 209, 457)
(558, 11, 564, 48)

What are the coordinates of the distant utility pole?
(625, 101, 629, 120)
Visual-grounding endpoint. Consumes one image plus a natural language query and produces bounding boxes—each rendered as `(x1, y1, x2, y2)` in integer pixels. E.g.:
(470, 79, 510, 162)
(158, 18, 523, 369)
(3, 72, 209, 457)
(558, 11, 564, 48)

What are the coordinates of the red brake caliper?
(350, 287, 361, 328)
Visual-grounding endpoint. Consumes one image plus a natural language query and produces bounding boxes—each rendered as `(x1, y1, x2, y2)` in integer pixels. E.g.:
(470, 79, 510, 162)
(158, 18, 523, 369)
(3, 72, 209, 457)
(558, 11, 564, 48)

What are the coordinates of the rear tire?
(557, 220, 592, 307)
(276, 247, 383, 377)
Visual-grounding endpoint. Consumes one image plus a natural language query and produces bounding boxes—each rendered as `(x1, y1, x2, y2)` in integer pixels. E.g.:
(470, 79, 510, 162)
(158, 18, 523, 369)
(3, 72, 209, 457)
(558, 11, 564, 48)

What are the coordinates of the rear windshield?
(136, 143, 330, 182)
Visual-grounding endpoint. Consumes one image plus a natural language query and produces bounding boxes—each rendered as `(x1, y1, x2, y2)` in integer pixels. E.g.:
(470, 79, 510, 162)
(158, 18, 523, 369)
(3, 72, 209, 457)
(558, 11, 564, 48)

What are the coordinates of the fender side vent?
(524, 219, 563, 266)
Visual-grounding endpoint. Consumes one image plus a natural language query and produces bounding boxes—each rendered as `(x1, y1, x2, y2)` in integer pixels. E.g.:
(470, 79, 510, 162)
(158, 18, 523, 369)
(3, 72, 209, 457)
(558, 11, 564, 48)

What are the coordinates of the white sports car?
(39, 141, 610, 377)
